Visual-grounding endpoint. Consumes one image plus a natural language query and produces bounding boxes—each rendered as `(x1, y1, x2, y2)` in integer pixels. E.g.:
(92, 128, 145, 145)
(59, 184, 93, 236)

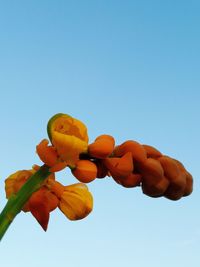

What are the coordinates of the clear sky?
(0, 1, 199, 266)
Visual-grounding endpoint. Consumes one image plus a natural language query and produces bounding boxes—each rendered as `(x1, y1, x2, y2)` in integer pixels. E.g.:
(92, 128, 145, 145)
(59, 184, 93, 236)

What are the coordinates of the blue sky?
(0, 1, 199, 266)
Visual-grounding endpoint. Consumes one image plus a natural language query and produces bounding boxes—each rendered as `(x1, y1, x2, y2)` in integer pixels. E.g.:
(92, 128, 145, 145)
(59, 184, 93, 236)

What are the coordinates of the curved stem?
(0, 165, 51, 241)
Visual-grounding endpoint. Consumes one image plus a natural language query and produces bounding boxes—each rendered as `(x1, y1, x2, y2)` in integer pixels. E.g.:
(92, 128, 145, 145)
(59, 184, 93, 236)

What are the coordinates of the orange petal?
(103, 152, 134, 179)
(36, 139, 58, 167)
(47, 180, 65, 198)
(114, 140, 147, 163)
(114, 173, 142, 188)
(29, 189, 50, 231)
(45, 191, 59, 212)
(72, 160, 97, 183)
(88, 135, 115, 159)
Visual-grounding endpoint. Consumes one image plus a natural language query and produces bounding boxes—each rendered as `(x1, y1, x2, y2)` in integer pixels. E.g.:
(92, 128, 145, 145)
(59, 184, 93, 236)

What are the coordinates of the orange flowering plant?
(0, 113, 193, 241)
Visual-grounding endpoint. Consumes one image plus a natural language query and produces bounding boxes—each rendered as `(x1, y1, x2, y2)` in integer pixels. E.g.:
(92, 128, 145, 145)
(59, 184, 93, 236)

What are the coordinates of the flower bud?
(114, 172, 142, 188)
(72, 160, 97, 183)
(138, 158, 164, 182)
(103, 152, 134, 179)
(158, 156, 186, 200)
(95, 160, 108, 178)
(143, 144, 162, 158)
(114, 140, 147, 163)
(88, 134, 115, 159)
(142, 175, 170, 197)
(58, 183, 93, 221)
(47, 113, 89, 166)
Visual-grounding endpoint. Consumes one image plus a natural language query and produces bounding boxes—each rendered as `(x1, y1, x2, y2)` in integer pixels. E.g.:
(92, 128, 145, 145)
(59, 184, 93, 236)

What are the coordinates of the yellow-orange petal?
(47, 113, 89, 167)
(88, 134, 115, 159)
(72, 160, 97, 183)
(52, 131, 88, 166)
(47, 180, 65, 198)
(47, 113, 89, 143)
(5, 170, 32, 198)
(114, 140, 147, 163)
(59, 183, 93, 220)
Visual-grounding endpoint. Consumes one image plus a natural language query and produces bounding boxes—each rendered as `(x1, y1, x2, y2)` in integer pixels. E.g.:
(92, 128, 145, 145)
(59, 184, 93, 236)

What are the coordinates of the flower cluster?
(4, 113, 193, 231)
(5, 165, 93, 231)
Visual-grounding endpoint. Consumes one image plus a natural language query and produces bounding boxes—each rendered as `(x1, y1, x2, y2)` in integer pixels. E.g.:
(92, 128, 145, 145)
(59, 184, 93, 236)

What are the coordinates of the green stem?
(0, 165, 51, 241)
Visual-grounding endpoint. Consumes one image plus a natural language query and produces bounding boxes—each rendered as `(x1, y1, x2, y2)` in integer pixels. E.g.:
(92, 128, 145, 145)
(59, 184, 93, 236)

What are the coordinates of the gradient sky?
(0, 1, 199, 266)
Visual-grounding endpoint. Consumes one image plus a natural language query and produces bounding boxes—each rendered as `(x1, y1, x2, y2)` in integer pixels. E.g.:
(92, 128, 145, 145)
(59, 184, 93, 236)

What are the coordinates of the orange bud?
(143, 144, 162, 158)
(138, 158, 164, 182)
(103, 152, 134, 179)
(59, 183, 93, 221)
(158, 156, 186, 200)
(72, 160, 97, 183)
(88, 134, 115, 159)
(95, 160, 108, 178)
(142, 175, 169, 197)
(184, 172, 193, 196)
(114, 173, 142, 188)
(47, 114, 88, 166)
(114, 140, 147, 163)
(172, 159, 193, 197)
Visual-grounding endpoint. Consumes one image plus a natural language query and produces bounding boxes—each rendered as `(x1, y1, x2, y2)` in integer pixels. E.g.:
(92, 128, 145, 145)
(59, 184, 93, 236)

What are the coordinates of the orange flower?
(88, 134, 115, 159)
(36, 139, 68, 172)
(48, 180, 93, 221)
(47, 113, 89, 167)
(72, 160, 97, 183)
(5, 168, 58, 230)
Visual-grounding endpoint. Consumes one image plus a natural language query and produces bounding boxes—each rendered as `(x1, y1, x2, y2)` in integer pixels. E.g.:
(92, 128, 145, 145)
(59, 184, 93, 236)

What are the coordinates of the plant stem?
(0, 165, 51, 241)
